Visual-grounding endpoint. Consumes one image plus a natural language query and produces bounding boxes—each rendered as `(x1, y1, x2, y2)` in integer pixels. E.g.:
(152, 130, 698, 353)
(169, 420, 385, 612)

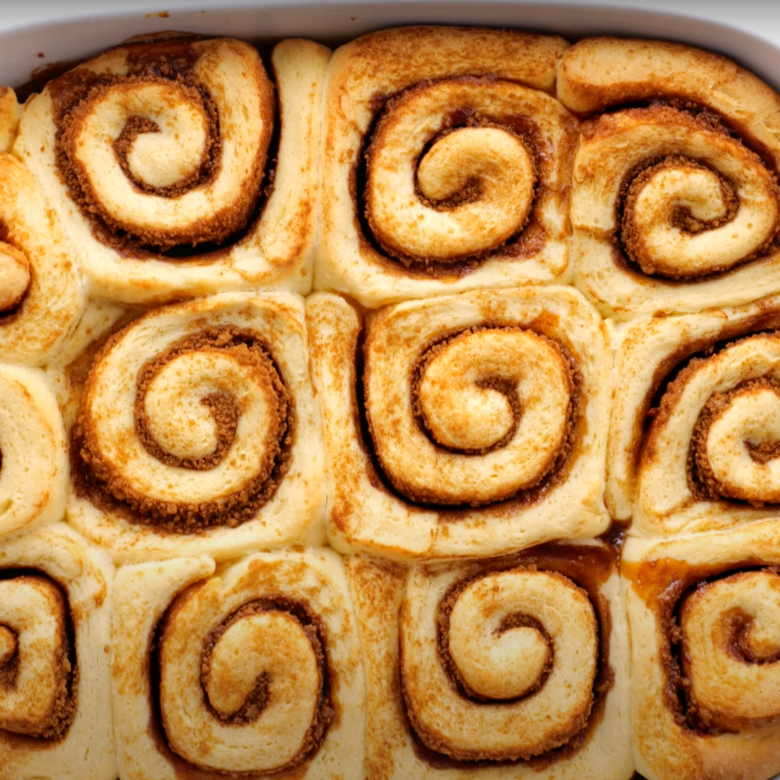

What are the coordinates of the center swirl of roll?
(367, 326, 577, 506)
(54, 40, 273, 252)
(679, 569, 780, 731)
(692, 377, 780, 505)
(0, 241, 31, 314)
(79, 325, 294, 531)
(402, 568, 599, 762)
(614, 105, 780, 280)
(364, 78, 540, 266)
(160, 594, 332, 774)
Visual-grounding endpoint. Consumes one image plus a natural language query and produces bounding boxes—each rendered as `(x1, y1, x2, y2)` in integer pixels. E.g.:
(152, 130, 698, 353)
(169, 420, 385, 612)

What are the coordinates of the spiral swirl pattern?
(161, 589, 331, 773)
(369, 325, 577, 506)
(403, 567, 599, 761)
(0, 575, 74, 739)
(69, 292, 326, 563)
(0, 524, 115, 780)
(80, 325, 293, 529)
(0, 153, 84, 366)
(54, 40, 271, 250)
(318, 26, 576, 307)
(308, 288, 610, 560)
(365, 78, 553, 266)
(638, 331, 780, 530)
(681, 569, 780, 731)
(15, 38, 329, 303)
(344, 543, 631, 777)
(559, 37, 780, 318)
(111, 550, 364, 780)
(624, 527, 780, 780)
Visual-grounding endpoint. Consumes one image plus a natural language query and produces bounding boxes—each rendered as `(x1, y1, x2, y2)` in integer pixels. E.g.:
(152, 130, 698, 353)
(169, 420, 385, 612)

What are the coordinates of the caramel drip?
(625, 557, 780, 735)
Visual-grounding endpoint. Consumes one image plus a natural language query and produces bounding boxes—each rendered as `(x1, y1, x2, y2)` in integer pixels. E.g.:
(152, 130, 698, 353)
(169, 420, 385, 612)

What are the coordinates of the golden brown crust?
(560, 37, 780, 319)
(317, 26, 576, 307)
(347, 542, 632, 779)
(14, 37, 330, 304)
(111, 549, 364, 780)
(0, 525, 115, 780)
(624, 528, 780, 780)
(76, 325, 294, 532)
(0, 576, 76, 740)
(308, 288, 610, 561)
(66, 292, 327, 564)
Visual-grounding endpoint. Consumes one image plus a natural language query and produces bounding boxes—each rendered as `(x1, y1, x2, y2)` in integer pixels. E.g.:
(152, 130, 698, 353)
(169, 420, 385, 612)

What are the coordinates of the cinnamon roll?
(112, 548, 364, 780)
(317, 26, 578, 307)
(14, 37, 329, 304)
(623, 523, 780, 780)
(607, 294, 780, 535)
(307, 287, 610, 560)
(0, 363, 68, 538)
(558, 37, 780, 319)
(346, 542, 632, 779)
(68, 292, 326, 563)
(0, 523, 115, 780)
(0, 153, 84, 366)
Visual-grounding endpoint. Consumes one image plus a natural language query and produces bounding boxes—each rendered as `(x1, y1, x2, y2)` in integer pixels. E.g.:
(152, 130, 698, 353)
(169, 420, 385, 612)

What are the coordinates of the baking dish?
(2, 1, 780, 91)
(2, 4, 780, 780)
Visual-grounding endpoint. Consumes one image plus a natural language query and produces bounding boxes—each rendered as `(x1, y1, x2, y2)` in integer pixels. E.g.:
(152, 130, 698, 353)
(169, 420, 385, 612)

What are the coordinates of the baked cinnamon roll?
(317, 26, 578, 307)
(347, 541, 632, 778)
(0, 153, 84, 366)
(624, 523, 780, 780)
(0, 523, 115, 780)
(608, 294, 780, 535)
(14, 37, 329, 304)
(307, 287, 610, 560)
(68, 292, 326, 562)
(558, 37, 780, 319)
(0, 363, 68, 538)
(112, 548, 364, 780)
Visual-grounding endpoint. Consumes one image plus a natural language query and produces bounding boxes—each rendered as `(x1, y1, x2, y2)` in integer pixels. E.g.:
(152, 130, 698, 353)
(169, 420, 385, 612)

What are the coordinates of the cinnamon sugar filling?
(360, 77, 546, 274)
(364, 325, 580, 507)
(690, 376, 780, 504)
(51, 42, 271, 252)
(641, 561, 780, 735)
(75, 326, 295, 532)
(402, 546, 615, 766)
(198, 596, 333, 770)
(437, 577, 555, 706)
(621, 155, 740, 277)
(0, 574, 78, 742)
(614, 103, 780, 281)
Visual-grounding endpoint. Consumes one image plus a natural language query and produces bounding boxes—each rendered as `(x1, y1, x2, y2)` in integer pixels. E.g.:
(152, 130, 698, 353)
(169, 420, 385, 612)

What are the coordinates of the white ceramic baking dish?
(1, 1, 780, 91)
(1, 3, 780, 780)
